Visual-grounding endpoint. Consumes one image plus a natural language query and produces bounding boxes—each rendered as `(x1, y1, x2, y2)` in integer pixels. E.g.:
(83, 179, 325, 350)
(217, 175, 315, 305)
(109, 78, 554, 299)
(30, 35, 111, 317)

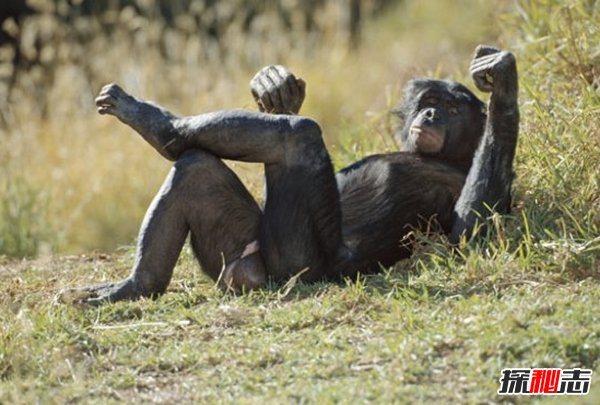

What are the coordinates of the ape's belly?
(336, 152, 465, 268)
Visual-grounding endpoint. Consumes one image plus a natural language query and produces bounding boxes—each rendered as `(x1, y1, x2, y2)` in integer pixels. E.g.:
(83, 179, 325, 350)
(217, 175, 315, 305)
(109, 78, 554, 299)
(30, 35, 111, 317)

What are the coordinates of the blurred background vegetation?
(0, 0, 598, 260)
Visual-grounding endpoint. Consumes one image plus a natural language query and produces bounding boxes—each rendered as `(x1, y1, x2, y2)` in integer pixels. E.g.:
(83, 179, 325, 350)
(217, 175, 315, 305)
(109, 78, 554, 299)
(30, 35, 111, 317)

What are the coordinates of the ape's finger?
(261, 75, 283, 113)
(270, 67, 294, 112)
(295, 78, 306, 112)
(297, 78, 306, 98)
(473, 44, 501, 59)
(250, 86, 260, 102)
(250, 69, 269, 96)
(472, 75, 494, 92)
(254, 79, 274, 112)
(469, 55, 501, 73)
(287, 74, 300, 101)
(95, 94, 115, 107)
(97, 105, 116, 115)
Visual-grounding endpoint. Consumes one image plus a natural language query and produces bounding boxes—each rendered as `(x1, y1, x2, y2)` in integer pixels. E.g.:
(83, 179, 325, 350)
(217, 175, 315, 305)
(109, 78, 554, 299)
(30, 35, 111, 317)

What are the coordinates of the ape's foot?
(95, 83, 137, 119)
(56, 278, 151, 306)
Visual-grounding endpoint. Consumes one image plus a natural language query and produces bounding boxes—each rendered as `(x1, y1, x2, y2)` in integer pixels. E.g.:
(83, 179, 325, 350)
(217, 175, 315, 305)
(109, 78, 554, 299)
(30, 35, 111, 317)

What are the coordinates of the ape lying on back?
(65, 45, 518, 304)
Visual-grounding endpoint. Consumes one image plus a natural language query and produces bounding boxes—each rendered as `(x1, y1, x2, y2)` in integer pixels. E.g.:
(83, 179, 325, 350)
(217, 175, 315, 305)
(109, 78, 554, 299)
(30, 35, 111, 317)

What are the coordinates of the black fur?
(70, 46, 518, 303)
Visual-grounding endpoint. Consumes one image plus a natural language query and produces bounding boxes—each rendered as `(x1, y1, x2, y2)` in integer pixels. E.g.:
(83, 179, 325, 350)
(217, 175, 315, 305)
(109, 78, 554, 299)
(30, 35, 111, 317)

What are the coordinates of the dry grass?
(1, 0, 507, 255)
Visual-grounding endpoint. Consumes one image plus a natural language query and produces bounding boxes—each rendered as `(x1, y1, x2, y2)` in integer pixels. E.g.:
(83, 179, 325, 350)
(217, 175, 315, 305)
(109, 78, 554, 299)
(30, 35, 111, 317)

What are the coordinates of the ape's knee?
(290, 116, 321, 138)
(175, 150, 221, 173)
(284, 117, 329, 166)
(171, 150, 226, 188)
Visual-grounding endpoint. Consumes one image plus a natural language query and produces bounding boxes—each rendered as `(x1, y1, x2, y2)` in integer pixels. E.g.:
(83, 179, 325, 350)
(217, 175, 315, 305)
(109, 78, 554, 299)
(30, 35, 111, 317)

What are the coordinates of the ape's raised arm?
(450, 45, 519, 242)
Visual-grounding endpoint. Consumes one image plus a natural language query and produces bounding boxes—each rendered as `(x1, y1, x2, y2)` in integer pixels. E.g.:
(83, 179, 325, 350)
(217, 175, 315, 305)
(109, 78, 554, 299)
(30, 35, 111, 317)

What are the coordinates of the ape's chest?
(337, 154, 465, 216)
(337, 154, 465, 251)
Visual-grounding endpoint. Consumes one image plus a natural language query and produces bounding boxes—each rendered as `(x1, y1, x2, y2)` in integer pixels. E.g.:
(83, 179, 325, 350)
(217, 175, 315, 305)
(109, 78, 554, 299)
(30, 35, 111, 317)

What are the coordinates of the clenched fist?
(250, 65, 306, 115)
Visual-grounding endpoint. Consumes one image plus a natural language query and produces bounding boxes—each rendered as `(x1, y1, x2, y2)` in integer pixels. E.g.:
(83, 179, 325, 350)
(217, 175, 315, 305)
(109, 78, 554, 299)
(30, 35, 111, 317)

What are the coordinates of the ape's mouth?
(411, 125, 445, 153)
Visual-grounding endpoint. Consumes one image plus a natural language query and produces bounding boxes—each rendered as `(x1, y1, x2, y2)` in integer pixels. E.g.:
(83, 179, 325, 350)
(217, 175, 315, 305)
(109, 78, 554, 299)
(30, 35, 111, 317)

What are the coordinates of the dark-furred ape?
(66, 45, 519, 304)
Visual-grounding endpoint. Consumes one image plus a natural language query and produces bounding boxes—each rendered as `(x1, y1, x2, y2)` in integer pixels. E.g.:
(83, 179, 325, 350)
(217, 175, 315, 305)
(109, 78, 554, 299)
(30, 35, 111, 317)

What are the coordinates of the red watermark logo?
(498, 368, 592, 395)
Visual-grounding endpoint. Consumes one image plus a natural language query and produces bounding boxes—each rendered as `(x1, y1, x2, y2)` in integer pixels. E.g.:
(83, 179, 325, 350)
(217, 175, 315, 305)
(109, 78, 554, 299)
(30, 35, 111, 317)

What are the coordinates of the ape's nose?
(424, 107, 436, 120)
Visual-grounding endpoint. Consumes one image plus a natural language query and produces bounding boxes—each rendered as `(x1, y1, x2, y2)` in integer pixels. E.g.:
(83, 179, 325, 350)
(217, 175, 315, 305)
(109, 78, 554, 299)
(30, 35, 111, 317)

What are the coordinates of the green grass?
(1, 0, 599, 403)
(1, 248, 599, 403)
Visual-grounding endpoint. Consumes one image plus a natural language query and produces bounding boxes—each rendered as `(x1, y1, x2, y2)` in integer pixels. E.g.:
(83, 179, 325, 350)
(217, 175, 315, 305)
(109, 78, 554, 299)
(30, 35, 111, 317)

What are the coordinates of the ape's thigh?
(178, 150, 263, 280)
(260, 146, 342, 282)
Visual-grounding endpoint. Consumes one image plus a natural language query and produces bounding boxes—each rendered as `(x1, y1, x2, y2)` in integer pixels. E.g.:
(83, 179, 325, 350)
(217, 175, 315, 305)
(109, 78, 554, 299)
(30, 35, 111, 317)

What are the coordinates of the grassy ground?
(1, 0, 599, 403)
(1, 251, 599, 403)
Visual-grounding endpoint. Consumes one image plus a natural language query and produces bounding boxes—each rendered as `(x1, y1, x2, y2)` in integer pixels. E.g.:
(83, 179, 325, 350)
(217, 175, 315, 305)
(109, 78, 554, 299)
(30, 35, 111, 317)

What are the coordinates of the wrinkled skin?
(60, 45, 518, 305)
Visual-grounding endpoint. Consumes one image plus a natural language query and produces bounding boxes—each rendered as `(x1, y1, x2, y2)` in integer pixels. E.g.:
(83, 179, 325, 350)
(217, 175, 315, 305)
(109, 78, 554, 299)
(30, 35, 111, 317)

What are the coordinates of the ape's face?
(396, 79, 487, 166)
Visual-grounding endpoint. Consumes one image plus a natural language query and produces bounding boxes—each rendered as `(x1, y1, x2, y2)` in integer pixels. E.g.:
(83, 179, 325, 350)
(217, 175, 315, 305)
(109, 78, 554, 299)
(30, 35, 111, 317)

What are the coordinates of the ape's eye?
(448, 106, 459, 116)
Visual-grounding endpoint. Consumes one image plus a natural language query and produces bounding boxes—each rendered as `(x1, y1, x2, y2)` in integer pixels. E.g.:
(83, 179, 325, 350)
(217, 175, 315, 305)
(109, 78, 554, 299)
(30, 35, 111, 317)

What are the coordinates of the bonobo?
(67, 45, 518, 304)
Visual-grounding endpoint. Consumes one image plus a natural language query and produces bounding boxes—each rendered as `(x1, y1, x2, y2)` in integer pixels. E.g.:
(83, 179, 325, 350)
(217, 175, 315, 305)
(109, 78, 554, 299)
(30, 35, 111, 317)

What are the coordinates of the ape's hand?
(470, 45, 517, 98)
(250, 65, 306, 115)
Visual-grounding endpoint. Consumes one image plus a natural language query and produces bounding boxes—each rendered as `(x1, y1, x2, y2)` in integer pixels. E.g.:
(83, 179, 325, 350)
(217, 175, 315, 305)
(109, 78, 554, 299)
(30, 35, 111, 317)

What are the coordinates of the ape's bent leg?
(96, 83, 321, 163)
(181, 151, 264, 288)
(166, 112, 345, 280)
(69, 150, 264, 304)
(96, 83, 345, 281)
(260, 133, 344, 282)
